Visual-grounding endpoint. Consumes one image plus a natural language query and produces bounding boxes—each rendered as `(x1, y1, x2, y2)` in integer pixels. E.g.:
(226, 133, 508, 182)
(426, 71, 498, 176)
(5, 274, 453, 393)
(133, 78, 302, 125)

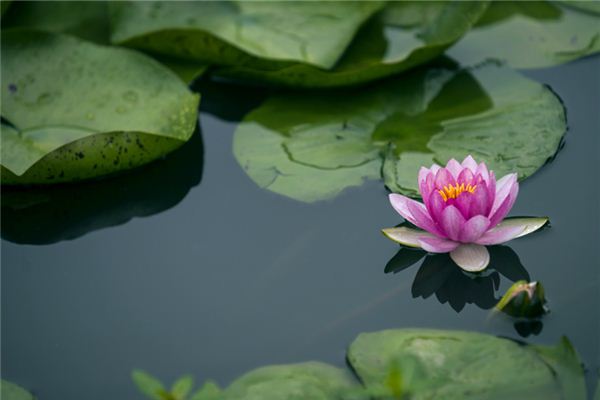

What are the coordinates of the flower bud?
(495, 280, 547, 318)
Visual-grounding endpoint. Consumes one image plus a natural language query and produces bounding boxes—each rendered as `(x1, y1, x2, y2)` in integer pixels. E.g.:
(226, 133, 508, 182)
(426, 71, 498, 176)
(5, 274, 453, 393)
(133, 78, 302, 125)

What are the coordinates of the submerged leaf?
(448, 1, 600, 68)
(1, 30, 199, 184)
(110, 1, 384, 70)
(189, 381, 221, 400)
(215, 1, 489, 88)
(347, 329, 583, 399)
(132, 370, 167, 400)
(234, 63, 565, 202)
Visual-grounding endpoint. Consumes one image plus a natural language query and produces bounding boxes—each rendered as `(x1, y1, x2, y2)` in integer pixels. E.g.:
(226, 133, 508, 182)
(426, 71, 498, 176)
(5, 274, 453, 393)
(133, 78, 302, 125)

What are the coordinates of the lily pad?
(1, 30, 199, 184)
(234, 62, 565, 202)
(448, 1, 600, 68)
(214, 1, 489, 88)
(109, 1, 384, 70)
(1, 380, 35, 400)
(222, 362, 365, 400)
(347, 329, 586, 399)
(1, 128, 203, 245)
(2, 1, 110, 43)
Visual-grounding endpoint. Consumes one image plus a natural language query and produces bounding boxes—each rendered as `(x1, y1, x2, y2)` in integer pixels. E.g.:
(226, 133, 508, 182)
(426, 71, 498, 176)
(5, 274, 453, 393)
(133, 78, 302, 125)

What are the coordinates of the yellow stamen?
(438, 183, 477, 201)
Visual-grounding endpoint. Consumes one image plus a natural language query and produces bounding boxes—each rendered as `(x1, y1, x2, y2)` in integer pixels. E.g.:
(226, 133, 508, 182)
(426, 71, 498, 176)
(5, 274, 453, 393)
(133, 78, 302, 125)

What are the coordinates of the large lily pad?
(222, 362, 364, 400)
(448, 1, 600, 68)
(109, 1, 383, 70)
(347, 329, 586, 399)
(1, 30, 199, 185)
(1, 380, 35, 400)
(234, 62, 565, 202)
(1, 130, 203, 244)
(2, 1, 110, 43)
(214, 1, 489, 88)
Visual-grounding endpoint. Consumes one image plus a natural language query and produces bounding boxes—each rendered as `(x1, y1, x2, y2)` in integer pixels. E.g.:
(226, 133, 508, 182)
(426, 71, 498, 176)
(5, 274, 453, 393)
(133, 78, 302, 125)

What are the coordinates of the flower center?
(438, 183, 477, 201)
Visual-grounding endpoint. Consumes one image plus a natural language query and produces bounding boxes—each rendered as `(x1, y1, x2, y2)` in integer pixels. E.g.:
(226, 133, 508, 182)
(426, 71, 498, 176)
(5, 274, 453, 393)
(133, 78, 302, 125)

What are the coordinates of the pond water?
(2, 56, 599, 399)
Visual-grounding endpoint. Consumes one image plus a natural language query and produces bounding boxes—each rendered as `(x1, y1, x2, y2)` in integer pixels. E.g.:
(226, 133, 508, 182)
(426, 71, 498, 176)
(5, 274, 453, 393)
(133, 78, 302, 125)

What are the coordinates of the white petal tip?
(450, 244, 490, 272)
(382, 227, 427, 248)
(499, 217, 550, 239)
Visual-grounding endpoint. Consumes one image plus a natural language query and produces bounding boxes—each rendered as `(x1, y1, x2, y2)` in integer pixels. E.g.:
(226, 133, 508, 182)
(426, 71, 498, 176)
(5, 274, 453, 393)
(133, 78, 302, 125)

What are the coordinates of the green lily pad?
(214, 1, 489, 88)
(109, 1, 384, 70)
(448, 1, 600, 68)
(1, 30, 199, 185)
(234, 62, 565, 201)
(347, 329, 586, 400)
(2, 1, 110, 43)
(1, 2, 206, 82)
(530, 337, 587, 400)
(1, 380, 35, 400)
(1, 0, 12, 17)
(222, 362, 365, 400)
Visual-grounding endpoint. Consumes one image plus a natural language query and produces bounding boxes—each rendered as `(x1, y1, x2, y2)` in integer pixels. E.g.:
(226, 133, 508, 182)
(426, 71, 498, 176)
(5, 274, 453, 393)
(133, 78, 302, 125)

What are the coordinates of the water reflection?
(1, 129, 203, 245)
(385, 245, 530, 312)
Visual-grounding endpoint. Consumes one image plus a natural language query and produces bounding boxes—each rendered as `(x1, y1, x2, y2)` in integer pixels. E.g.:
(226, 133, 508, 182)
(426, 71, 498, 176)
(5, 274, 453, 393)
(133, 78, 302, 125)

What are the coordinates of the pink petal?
(418, 236, 460, 253)
(457, 168, 474, 185)
(418, 167, 435, 201)
(475, 225, 525, 245)
(429, 164, 441, 175)
(459, 215, 490, 242)
(407, 200, 445, 237)
(450, 244, 490, 272)
(461, 155, 478, 173)
(491, 173, 518, 215)
(475, 162, 490, 184)
(425, 190, 446, 225)
(454, 192, 472, 219)
(486, 171, 497, 205)
(440, 205, 466, 241)
(470, 181, 491, 217)
(445, 159, 463, 179)
(489, 179, 519, 226)
(435, 168, 455, 189)
(389, 194, 442, 236)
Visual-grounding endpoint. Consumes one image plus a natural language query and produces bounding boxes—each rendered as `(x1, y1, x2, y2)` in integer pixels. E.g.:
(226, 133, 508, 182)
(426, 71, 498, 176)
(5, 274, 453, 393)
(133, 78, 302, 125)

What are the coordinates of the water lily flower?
(382, 156, 548, 272)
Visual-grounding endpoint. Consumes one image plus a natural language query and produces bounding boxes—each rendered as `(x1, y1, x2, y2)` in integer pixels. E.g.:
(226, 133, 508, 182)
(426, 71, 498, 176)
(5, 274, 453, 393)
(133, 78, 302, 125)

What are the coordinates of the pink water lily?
(382, 156, 548, 272)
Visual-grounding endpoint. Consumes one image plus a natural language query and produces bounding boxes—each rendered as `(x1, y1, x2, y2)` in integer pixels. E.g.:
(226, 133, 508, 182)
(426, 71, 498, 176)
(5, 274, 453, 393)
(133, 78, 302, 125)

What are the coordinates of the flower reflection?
(386, 245, 530, 312)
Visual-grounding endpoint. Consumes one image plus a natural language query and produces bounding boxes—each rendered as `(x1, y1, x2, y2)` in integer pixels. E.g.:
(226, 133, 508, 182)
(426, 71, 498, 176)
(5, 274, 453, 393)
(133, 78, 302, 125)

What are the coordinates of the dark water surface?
(2, 57, 599, 399)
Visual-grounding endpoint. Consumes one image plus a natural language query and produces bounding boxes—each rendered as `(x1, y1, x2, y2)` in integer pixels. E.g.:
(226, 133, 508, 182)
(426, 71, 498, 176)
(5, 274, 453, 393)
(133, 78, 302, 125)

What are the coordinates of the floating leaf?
(1, 0, 12, 17)
(347, 329, 584, 399)
(109, 1, 384, 70)
(448, 1, 600, 68)
(2, 1, 110, 43)
(1, 30, 199, 184)
(222, 362, 365, 400)
(529, 337, 587, 400)
(234, 62, 565, 202)
(1, 380, 35, 400)
(215, 1, 489, 88)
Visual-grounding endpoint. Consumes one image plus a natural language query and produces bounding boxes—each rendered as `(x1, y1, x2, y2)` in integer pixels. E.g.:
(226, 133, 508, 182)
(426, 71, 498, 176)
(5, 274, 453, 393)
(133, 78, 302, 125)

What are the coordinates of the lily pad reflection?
(1, 129, 203, 245)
